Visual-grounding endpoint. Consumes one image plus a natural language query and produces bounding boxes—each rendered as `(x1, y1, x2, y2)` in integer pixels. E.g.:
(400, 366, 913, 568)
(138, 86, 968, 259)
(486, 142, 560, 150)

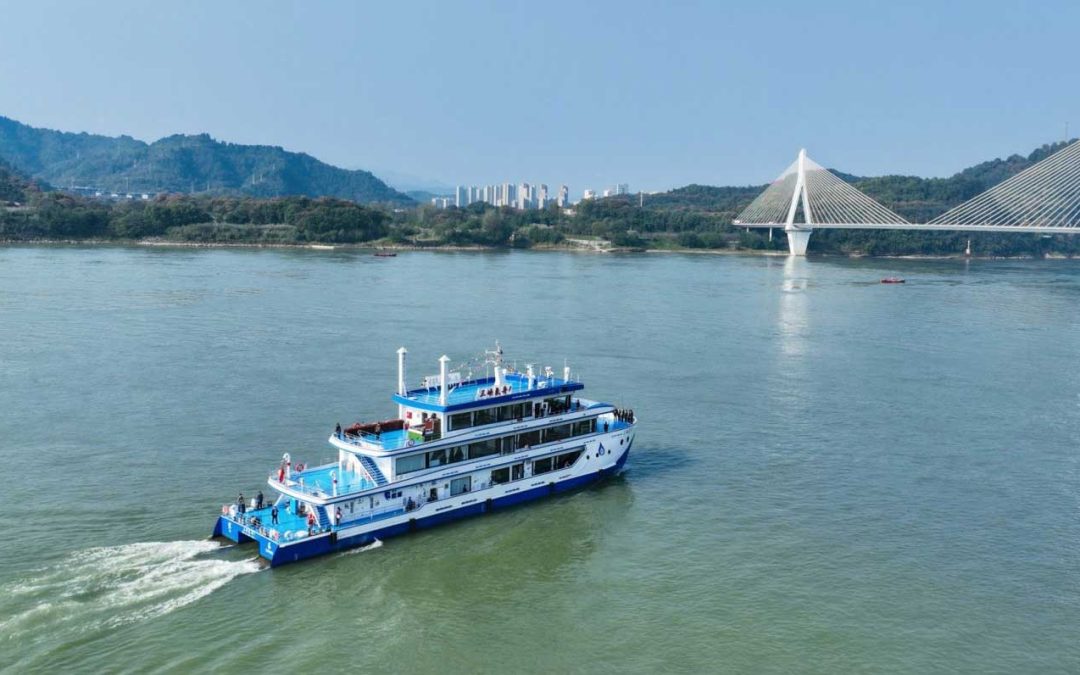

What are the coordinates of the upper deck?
(392, 371, 583, 412)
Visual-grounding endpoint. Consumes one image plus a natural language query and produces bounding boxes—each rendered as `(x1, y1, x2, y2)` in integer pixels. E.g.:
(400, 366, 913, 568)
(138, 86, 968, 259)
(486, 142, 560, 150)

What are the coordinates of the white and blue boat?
(213, 344, 636, 566)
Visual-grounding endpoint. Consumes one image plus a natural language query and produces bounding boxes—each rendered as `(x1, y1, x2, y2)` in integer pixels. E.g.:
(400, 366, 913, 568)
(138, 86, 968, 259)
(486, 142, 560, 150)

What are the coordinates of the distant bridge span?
(734, 142, 1080, 255)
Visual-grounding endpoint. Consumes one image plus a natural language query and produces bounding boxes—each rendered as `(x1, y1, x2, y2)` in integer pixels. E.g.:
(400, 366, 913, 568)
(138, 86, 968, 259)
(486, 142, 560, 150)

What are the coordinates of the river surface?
(1, 246, 1078, 673)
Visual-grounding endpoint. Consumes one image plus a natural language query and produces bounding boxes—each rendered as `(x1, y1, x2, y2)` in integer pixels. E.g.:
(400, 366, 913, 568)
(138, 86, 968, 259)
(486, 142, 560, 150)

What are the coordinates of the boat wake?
(0, 540, 261, 641)
(340, 539, 383, 555)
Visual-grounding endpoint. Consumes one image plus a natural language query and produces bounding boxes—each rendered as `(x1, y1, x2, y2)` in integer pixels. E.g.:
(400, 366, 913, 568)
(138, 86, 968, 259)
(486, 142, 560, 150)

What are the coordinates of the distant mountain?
(0, 116, 412, 204)
(406, 190, 453, 204)
(370, 167, 455, 195)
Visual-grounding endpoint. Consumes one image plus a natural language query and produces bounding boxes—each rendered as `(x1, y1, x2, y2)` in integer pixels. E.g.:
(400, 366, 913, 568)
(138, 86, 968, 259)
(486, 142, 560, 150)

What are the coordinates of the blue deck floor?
(291, 464, 374, 497)
(234, 502, 327, 540)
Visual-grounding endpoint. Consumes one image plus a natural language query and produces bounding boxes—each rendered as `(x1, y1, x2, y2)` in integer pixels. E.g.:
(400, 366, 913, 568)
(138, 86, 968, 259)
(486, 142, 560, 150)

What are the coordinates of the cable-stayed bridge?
(734, 141, 1080, 254)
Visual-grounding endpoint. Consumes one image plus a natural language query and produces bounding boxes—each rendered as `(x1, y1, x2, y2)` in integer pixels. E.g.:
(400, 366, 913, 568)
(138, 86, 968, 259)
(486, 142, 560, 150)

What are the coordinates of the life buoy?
(406, 440, 415, 447)
(295, 463, 305, 472)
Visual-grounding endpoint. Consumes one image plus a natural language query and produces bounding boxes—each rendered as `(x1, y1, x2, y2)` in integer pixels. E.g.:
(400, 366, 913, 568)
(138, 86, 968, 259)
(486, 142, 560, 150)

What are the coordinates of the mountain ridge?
(0, 116, 412, 204)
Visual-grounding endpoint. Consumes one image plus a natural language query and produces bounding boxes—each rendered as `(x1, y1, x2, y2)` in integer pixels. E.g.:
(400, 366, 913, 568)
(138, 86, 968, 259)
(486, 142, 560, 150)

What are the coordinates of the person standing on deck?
(255, 491, 264, 510)
(271, 504, 279, 525)
(306, 510, 316, 535)
(335, 507, 342, 527)
(335, 422, 342, 439)
(237, 493, 246, 516)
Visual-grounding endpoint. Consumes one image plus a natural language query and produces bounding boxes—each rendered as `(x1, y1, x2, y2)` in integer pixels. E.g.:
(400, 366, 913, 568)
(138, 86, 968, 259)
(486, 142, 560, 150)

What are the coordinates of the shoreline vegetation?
(2, 237, 1073, 261)
(3, 141, 1080, 259)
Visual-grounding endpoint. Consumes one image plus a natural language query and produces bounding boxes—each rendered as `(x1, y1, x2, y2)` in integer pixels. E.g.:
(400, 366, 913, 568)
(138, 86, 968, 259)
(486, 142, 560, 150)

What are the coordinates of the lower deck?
(215, 437, 633, 566)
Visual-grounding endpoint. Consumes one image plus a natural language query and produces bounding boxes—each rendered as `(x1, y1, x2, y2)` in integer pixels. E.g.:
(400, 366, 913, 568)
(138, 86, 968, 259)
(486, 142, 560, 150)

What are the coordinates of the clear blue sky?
(0, 0, 1077, 194)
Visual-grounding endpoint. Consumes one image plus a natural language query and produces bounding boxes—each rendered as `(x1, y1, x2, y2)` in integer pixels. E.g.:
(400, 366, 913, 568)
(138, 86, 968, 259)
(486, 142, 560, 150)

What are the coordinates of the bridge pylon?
(783, 149, 813, 255)
(734, 148, 910, 255)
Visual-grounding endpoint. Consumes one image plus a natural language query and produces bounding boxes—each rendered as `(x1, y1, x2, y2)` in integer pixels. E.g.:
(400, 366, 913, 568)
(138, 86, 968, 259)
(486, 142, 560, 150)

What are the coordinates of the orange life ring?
(295, 463, 305, 472)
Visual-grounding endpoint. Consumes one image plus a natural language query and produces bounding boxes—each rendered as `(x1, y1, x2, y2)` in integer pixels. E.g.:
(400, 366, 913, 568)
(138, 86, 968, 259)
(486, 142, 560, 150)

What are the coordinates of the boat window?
(498, 435, 517, 455)
(396, 454, 426, 475)
(544, 396, 571, 414)
(532, 457, 553, 475)
(511, 463, 524, 481)
(497, 405, 514, 421)
(543, 424, 573, 443)
(491, 467, 510, 484)
(449, 412, 473, 430)
(448, 446, 466, 463)
(517, 429, 541, 448)
(468, 439, 499, 459)
(427, 448, 447, 467)
(473, 407, 495, 425)
(573, 419, 596, 436)
(450, 476, 471, 496)
(554, 449, 583, 470)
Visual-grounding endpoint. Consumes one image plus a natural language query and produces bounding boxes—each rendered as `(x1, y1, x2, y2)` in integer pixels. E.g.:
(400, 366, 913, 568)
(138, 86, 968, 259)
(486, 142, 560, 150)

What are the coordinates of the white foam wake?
(340, 539, 383, 555)
(0, 540, 261, 640)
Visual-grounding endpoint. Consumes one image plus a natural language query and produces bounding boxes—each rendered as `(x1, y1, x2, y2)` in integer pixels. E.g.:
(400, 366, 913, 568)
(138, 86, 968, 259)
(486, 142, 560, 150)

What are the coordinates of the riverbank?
(1, 237, 1076, 260)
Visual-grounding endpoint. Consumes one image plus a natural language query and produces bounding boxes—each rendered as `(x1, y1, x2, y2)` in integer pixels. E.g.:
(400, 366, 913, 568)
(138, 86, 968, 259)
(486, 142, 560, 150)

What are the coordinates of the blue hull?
(213, 442, 631, 567)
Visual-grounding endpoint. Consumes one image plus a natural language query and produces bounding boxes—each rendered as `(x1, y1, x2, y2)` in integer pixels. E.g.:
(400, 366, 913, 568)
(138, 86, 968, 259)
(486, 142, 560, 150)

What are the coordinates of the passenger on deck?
(374, 423, 382, 439)
(237, 493, 246, 515)
(255, 491, 264, 510)
(271, 505, 279, 525)
(335, 507, 342, 527)
(306, 511, 316, 535)
(335, 423, 342, 438)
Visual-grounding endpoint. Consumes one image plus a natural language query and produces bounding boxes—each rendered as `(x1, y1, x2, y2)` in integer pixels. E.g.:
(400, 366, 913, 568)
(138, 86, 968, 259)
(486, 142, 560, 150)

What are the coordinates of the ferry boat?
(212, 344, 636, 566)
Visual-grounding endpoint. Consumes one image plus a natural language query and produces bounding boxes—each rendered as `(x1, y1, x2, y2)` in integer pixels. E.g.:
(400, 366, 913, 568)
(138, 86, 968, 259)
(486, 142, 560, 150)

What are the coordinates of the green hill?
(0, 158, 44, 203)
(0, 116, 412, 204)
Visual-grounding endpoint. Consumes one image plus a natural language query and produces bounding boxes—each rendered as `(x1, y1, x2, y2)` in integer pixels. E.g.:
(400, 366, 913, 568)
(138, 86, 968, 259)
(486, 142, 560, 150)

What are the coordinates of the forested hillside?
(0, 116, 411, 204)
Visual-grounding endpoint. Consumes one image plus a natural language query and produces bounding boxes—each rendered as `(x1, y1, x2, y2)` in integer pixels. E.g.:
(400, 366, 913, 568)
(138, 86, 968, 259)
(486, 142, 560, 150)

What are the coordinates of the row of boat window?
(342, 448, 586, 515)
(490, 449, 583, 484)
(447, 395, 574, 431)
(396, 418, 596, 476)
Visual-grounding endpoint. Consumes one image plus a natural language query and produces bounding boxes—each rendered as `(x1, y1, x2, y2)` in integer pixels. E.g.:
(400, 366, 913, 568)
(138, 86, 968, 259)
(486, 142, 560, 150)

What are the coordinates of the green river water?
(1, 246, 1078, 673)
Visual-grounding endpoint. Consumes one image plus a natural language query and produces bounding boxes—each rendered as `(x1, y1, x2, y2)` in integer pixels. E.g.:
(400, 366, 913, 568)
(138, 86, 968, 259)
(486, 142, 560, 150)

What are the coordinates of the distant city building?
(616, 183, 629, 195)
(601, 188, 613, 198)
(449, 180, 580, 210)
(583, 189, 596, 200)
